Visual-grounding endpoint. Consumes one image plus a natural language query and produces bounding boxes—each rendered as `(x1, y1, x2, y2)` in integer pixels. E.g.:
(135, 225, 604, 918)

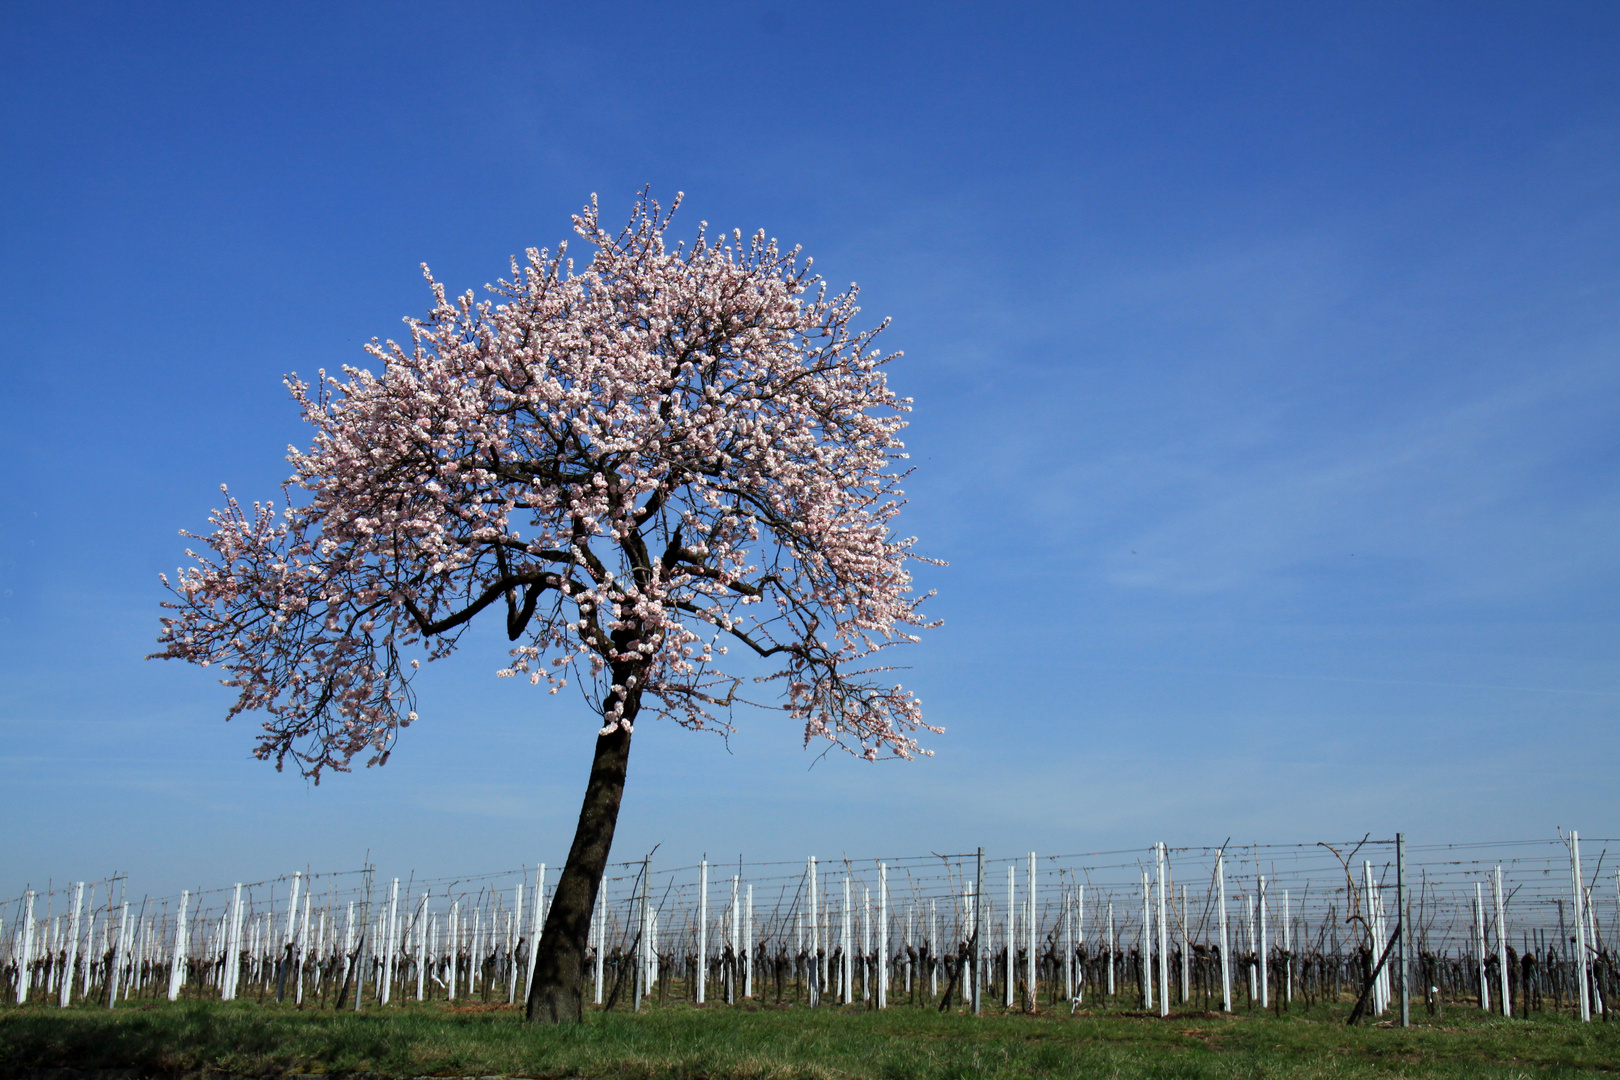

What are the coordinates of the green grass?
(2, 999, 1617, 1078)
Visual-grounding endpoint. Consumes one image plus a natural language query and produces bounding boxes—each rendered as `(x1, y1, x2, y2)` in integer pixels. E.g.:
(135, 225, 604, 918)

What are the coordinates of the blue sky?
(2, 2, 1617, 897)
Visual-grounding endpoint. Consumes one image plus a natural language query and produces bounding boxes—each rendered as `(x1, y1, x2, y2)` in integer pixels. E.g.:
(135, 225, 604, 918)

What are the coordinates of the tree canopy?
(156, 192, 938, 777)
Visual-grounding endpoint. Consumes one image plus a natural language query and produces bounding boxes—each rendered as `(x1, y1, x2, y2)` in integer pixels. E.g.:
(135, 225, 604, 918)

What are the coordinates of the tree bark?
(525, 704, 635, 1023)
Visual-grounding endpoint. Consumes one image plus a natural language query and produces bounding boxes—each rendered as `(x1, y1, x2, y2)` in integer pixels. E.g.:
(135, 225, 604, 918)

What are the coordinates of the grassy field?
(2, 998, 1617, 1079)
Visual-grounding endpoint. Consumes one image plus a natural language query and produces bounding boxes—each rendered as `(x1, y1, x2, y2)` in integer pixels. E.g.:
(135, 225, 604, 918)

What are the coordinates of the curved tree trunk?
(526, 705, 635, 1023)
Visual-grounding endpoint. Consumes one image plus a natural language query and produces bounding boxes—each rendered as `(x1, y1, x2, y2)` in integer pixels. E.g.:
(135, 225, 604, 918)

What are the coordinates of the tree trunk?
(525, 706, 635, 1023)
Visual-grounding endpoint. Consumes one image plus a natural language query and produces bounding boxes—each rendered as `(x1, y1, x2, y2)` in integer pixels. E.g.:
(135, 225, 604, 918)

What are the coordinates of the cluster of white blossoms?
(157, 192, 939, 779)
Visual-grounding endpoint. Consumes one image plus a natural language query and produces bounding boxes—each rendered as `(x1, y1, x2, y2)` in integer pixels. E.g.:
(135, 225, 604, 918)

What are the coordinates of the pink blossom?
(154, 192, 940, 780)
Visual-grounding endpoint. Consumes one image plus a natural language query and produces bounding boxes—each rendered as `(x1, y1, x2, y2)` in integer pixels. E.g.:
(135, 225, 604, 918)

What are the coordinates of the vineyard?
(4, 832, 1614, 1025)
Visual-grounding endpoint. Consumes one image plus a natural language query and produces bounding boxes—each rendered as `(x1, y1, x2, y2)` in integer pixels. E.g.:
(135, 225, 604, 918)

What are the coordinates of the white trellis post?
(744, 883, 753, 999)
(1155, 844, 1169, 1017)
(821, 874, 830, 1001)
(415, 892, 428, 1002)
(731, 874, 741, 1005)
(78, 888, 97, 1000)
(862, 887, 873, 1002)
(1282, 888, 1293, 1004)
(807, 856, 819, 1007)
(284, 872, 302, 985)
(525, 864, 545, 1000)
(109, 901, 130, 1007)
(1005, 864, 1016, 1008)
(1027, 852, 1036, 1010)
(1571, 832, 1591, 1022)
(591, 885, 604, 1005)
(1106, 901, 1115, 998)
(233, 887, 247, 1003)
(381, 878, 398, 1006)
(1361, 861, 1382, 1014)
(446, 900, 458, 1001)
(697, 860, 708, 1005)
(1077, 884, 1087, 1003)
(334, 903, 349, 1000)
(840, 875, 851, 1004)
(167, 891, 189, 1001)
(903, 901, 912, 998)
(17, 891, 36, 1004)
(1493, 865, 1510, 1017)
(51, 914, 65, 998)
(1474, 881, 1490, 1011)
(651, 906, 661, 990)
(223, 884, 244, 1001)
(1243, 890, 1256, 1005)
(1063, 885, 1073, 1002)
(507, 882, 523, 1004)
(454, 897, 464, 1002)
(296, 886, 312, 1005)
(373, 903, 389, 1007)
(877, 862, 888, 1009)
(964, 879, 975, 1008)
(208, 910, 222, 994)
(1257, 875, 1269, 1009)
(1140, 871, 1153, 1011)
(59, 882, 84, 1008)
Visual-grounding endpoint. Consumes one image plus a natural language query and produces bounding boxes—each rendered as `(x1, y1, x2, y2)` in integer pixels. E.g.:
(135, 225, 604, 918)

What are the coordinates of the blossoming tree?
(155, 192, 937, 1022)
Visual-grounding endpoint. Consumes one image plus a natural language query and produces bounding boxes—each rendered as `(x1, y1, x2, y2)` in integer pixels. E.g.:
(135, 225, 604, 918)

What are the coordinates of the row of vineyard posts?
(3, 834, 1615, 1024)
